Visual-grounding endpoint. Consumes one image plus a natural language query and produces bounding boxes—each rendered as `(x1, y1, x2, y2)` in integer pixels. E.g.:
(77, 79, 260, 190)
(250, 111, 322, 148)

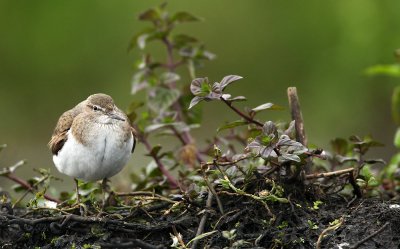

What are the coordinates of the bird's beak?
(109, 113, 125, 121)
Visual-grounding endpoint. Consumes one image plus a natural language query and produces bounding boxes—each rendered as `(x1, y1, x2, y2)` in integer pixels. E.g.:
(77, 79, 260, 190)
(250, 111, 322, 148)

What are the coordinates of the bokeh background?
(1, 0, 400, 193)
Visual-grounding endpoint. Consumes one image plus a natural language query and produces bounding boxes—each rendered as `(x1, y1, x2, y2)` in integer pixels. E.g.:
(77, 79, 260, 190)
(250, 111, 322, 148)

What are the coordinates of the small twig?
(201, 155, 255, 168)
(138, 131, 179, 188)
(172, 225, 188, 248)
(114, 191, 177, 204)
(100, 239, 163, 249)
(316, 217, 344, 249)
(4, 173, 59, 203)
(202, 173, 224, 215)
(220, 97, 263, 127)
(287, 87, 310, 175)
(287, 87, 307, 146)
(191, 190, 213, 249)
(305, 168, 354, 179)
(350, 222, 389, 249)
(12, 175, 50, 208)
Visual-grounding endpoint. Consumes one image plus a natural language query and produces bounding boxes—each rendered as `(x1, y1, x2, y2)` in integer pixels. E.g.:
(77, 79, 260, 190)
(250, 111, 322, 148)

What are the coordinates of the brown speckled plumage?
(48, 93, 136, 155)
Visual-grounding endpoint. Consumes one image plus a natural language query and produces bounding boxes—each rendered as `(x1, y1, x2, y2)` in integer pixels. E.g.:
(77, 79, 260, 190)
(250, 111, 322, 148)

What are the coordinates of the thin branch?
(191, 190, 213, 249)
(161, 36, 204, 164)
(202, 173, 224, 215)
(141, 136, 179, 188)
(350, 222, 389, 249)
(201, 155, 256, 168)
(4, 173, 60, 203)
(220, 97, 263, 127)
(287, 87, 311, 175)
(287, 87, 307, 146)
(12, 175, 50, 208)
(305, 168, 354, 179)
(114, 191, 177, 204)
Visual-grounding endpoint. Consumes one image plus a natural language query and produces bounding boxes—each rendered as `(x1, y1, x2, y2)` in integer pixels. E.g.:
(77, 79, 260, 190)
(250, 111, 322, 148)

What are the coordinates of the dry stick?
(350, 222, 390, 249)
(202, 172, 224, 215)
(316, 217, 344, 249)
(5, 173, 59, 203)
(172, 225, 188, 249)
(287, 87, 311, 174)
(191, 190, 214, 249)
(305, 168, 354, 179)
(140, 134, 179, 188)
(12, 175, 50, 208)
(114, 191, 177, 204)
(287, 87, 307, 146)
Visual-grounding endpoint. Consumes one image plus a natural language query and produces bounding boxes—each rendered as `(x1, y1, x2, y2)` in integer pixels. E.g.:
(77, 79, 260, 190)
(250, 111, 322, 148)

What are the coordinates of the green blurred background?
(1, 0, 400, 192)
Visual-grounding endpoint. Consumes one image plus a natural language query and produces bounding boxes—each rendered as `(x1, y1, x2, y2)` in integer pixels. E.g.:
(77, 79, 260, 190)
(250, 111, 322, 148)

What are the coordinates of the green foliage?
(365, 64, 400, 77)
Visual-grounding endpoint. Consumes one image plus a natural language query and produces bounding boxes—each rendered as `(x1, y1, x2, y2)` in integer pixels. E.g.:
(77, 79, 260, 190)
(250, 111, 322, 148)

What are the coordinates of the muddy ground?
(1, 191, 400, 249)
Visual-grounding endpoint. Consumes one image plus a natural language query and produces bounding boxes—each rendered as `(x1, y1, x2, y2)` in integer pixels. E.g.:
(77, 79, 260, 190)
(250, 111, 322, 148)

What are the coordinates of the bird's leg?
(101, 178, 108, 210)
(74, 178, 87, 216)
(74, 178, 81, 204)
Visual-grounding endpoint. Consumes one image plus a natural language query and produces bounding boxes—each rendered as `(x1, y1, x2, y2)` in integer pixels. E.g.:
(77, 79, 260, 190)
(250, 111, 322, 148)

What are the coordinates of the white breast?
(53, 125, 134, 181)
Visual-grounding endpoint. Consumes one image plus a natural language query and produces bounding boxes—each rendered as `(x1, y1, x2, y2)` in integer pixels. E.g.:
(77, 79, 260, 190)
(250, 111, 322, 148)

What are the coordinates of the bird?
(48, 93, 136, 207)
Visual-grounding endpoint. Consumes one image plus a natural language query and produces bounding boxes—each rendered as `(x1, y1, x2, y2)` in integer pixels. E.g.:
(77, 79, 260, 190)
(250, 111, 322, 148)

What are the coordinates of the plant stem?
(141, 136, 179, 188)
(305, 168, 354, 179)
(5, 173, 59, 203)
(287, 87, 307, 146)
(162, 37, 204, 164)
(191, 190, 213, 249)
(220, 97, 263, 127)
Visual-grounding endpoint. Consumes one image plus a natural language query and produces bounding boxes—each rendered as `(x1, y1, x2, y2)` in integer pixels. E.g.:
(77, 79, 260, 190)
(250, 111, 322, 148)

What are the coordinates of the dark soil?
(1, 192, 400, 249)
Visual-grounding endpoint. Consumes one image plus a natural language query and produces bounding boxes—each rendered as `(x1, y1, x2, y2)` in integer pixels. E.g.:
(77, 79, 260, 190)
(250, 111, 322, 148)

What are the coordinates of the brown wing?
(48, 109, 76, 155)
(131, 126, 137, 153)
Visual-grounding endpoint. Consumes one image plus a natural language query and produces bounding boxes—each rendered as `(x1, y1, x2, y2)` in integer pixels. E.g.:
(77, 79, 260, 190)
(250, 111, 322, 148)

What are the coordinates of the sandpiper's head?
(86, 93, 125, 123)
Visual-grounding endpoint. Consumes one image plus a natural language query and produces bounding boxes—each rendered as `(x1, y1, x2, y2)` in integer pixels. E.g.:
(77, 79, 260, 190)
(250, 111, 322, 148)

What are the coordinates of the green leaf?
(128, 27, 154, 51)
(144, 122, 180, 133)
(188, 96, 205, 109)
(148, 87, 180, 113)
(173, 34, 198, 48)
(126, 101, 144, 122)
(219, 75, 243, 90)
(129, 28, 167, 51)
(365, 64, 400, 77)
(367, 176, 379, 187)
(262, 121, 277, 137)
(381, 152, 400, 179)
(160, 72, 180, 85)
(336, 155, 358, 164)
(279, 153, 301, 163)
(131, 71, 149, 94)
(251, 103, 284, 113)
(392, 86, 400, 125)
(12, 184, 26, 193)
(187, 231, 218, 246)
(217, 120, 248, 132)
(138, 8, 161, 22)
(190, 77, 210, 96)
(331, 138, 348, 155)
(226, 96, 247, 102)
(361, 165, 373, 180)
(364, 159, 386, 165)
(170, 11, 201, 23)
(150, 145, 162, 157)
(0, 144, 6, 153)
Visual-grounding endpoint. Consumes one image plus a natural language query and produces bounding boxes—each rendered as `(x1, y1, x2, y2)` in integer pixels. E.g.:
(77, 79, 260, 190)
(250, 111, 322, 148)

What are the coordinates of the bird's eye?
(93, 105, 100, 111)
